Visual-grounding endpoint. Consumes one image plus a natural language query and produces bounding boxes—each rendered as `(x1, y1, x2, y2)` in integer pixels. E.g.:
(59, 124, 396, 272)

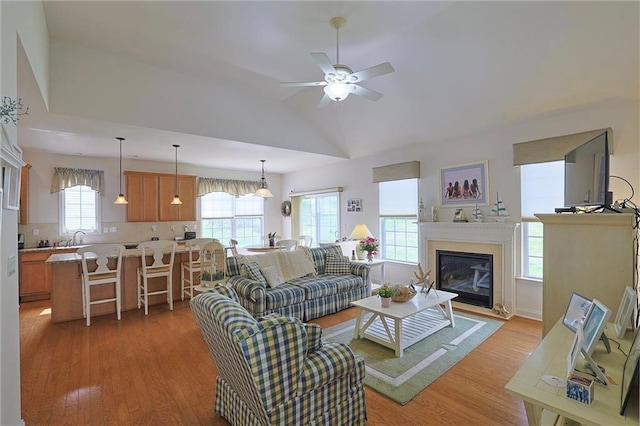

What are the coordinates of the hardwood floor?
(20, 299, 541, 425)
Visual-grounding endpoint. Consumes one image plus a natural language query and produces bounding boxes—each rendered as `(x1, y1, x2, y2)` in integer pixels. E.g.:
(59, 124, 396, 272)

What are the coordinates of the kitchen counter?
(20, 245, 87, 253)
(46, 244, 195, 323)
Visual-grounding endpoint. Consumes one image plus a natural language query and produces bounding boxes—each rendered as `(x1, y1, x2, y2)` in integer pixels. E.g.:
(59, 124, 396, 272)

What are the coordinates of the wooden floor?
(20, 299, 541, 425)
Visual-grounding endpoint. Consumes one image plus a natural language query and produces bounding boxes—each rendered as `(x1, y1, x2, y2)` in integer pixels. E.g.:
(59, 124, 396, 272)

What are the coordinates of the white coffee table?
(351, 289, 458, 357)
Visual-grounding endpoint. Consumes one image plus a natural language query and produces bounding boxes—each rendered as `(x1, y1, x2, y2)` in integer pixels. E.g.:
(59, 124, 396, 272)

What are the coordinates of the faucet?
(72, 230, 86, 246)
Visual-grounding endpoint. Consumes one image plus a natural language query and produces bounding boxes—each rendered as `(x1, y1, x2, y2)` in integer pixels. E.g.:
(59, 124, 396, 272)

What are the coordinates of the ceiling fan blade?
(351, 85, 383, 102)
(317, 94, 332, 108)
(280, 81, 327, 88)
(310, 52, 337, 76)
(350, 62, 395, 83)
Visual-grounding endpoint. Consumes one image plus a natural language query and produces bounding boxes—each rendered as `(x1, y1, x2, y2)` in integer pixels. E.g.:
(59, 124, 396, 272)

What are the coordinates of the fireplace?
(418, 222, 518, 318)
(436, 250, 493, 308)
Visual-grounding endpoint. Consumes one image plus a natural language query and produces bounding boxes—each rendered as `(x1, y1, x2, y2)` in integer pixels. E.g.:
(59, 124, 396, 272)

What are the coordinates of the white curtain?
(50, 167, 105, 195)
(197, 177, 261, 197)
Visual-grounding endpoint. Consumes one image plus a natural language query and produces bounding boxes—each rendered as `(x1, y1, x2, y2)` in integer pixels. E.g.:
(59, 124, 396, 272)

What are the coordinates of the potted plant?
(377, 285, 396, 308)
(268, 232, 278, 247)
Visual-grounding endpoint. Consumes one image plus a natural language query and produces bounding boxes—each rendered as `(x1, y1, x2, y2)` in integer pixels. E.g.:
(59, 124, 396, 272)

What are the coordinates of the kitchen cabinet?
(124, 171, 195, 222)
(19, 163, 31, 224)
(158, 175, 196, 221)
(19, 248, 77, 301)
(125, 171, 159, 222)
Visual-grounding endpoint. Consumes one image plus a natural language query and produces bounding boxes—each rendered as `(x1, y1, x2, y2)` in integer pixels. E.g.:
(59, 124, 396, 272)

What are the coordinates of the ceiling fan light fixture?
(324, 82, 353, 101)
(255, 159, 273, 198)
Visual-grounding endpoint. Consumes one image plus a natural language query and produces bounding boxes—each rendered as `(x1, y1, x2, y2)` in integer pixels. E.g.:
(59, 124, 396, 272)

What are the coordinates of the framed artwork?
(614, 286, 637, 338)
(2, 165, 20, 210)
(440, 161, 488, 207)
(347, 198, 362, 212)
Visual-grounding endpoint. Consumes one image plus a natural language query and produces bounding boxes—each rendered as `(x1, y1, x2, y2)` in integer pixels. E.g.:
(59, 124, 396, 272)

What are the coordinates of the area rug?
(323, 310, 503, 405)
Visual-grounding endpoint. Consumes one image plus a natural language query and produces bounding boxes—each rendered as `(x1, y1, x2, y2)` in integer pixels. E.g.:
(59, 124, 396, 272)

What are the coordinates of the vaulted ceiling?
(17, 1, 639, 173)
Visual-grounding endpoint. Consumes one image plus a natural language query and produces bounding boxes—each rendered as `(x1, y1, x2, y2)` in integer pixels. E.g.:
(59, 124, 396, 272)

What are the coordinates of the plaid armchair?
(190, 287, 367, 425)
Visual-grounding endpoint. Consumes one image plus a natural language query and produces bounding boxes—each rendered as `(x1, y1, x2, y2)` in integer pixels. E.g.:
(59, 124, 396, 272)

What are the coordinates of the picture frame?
(563, 292, 592, 332)
(347, 198, 362, 212)
(581, 298, 611, 356)
(2, 165, 20, 210)
(440, 161, 488, 207)
(620, 327, 640, 415)
(567, 322, 585, 376)
(614, 286, 637, 339)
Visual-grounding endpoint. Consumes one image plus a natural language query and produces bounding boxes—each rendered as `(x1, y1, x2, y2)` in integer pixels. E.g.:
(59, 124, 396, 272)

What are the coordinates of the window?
(200, 192, 263, 246)
(520, 161, 564, 278)
(299, 193, 340, 244)
(379, 179, 418, 262)
(60, 185, 100, 234)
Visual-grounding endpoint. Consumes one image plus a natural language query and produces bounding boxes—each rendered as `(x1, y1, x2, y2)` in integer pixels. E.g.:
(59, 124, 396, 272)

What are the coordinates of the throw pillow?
(324, 253, 352, 275)
(244, 262, 267, 285)
(260, 265, 285, 288)
(277, 250, 318, 282)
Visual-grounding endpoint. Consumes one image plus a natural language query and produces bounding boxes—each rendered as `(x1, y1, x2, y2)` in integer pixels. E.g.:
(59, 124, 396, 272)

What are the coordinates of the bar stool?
(137, 240, 177, 315)
(77, 244, 125, 326)
(181, 238, 213, 300)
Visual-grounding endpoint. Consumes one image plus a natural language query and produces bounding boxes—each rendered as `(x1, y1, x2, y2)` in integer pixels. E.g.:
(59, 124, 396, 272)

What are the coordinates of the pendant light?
(113, 137, 128, 204)
(255, 159, 273, 198)
(170, 144, 182, 205)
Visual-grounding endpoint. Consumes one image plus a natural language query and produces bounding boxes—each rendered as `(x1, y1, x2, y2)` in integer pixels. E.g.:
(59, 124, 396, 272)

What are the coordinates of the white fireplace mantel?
(418, 222, 520, 317)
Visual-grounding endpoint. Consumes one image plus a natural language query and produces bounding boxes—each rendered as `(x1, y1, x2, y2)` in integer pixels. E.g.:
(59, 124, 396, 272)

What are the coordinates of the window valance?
(372, 161, 420, 183)
(512, 128, 613, 166)
(50, 167, 105, 195)
(197, 177, 262, 197)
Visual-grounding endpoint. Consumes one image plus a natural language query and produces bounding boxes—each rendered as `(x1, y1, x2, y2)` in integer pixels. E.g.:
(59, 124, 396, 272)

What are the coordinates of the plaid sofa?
(226, 245, 371, 320)
(190, 288, 367, 425)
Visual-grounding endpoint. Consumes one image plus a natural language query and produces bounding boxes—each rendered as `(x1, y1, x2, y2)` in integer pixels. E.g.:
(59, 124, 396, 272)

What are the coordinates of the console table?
(505, 319, 638, 425)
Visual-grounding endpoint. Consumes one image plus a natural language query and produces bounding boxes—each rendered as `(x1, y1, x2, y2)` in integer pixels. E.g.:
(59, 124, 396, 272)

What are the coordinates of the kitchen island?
(46, 245, 196, 323)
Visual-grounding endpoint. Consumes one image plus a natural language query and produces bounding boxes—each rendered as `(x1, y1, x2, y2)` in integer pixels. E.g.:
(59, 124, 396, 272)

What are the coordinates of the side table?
(352, 259, 386, 286)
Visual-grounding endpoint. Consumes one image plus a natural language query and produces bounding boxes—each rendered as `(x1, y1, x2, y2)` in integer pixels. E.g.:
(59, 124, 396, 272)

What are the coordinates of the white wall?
(1, 2, 48, 424)
(282, 98, 639, 318)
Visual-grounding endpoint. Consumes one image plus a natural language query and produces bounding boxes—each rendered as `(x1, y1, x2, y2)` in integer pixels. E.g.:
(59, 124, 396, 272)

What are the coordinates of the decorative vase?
(366, 252, 374, 262)
(269, 238, 275, 247)
(381, 296, 391, 308)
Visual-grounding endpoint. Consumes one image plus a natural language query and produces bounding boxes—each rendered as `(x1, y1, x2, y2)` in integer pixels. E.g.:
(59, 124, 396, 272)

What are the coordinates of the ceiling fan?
(280, 17, 395, 107)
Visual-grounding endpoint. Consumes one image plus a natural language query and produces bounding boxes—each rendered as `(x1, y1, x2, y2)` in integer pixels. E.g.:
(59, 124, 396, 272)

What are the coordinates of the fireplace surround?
(418, 222, 518, 318)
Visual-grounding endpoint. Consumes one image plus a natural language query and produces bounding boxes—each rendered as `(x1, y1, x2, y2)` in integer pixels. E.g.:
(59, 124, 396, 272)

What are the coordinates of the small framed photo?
(347, 198, 362, 212)
(581, 299, 611, 356)
(614, 286, 637, 338)
(440, 161, 488, 207)
(563, 292, 592, 332)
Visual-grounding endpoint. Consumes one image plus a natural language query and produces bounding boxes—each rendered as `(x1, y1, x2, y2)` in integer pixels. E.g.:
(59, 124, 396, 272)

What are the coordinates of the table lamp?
(349, 224, 373, 260)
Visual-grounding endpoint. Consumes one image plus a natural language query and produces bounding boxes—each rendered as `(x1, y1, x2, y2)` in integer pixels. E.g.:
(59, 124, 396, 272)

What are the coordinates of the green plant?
(377, 286, 396, 298)
(268, 232, 278, 240)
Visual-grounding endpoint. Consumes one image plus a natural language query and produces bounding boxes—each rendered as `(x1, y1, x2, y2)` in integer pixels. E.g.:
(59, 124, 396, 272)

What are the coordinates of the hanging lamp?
(113, 137, 128, 204)
(170, 144, 183, 205)
(254, 160, 273, 198)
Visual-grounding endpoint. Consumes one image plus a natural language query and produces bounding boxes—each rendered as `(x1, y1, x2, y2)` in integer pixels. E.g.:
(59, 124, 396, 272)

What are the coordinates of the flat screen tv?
(564, 132, 610, 207)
